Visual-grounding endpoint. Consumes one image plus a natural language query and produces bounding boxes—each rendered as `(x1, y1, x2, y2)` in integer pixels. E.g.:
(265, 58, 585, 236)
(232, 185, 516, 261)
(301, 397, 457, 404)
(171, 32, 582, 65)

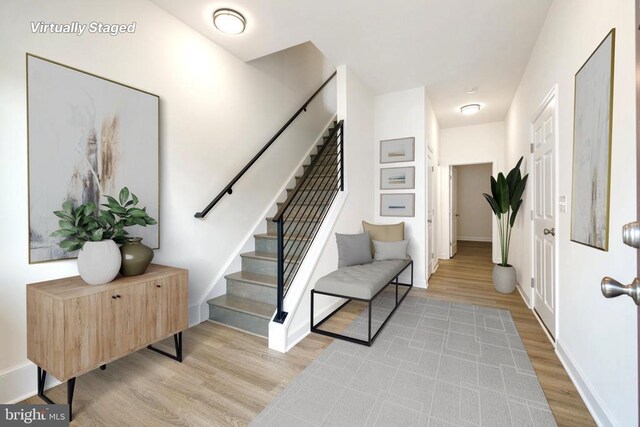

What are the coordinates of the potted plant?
(101, 187, 157, 276)
(51, 201, 126, 285)
(482, 157, 529, 293)
(51, 187, 157, 284)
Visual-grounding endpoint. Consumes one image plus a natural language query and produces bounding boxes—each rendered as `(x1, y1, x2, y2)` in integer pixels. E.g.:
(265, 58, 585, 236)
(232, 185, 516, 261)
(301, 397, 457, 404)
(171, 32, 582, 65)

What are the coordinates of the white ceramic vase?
(77, 240, 121, 285)
(492, 264, 517, 294)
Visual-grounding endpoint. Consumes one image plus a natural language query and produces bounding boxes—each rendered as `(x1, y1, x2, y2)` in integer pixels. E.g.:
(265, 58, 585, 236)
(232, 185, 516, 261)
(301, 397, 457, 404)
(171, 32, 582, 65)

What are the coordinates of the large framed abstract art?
(27, 54, 159, 263)
(570, 29, 615, 251)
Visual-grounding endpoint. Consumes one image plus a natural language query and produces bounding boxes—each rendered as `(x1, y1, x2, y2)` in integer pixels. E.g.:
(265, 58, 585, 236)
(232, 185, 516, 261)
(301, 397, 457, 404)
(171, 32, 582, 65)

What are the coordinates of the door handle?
(427, 219, 432, 223)
(622, 221, 640, 248)
(543, 228, 555, 236)
(601, 277, 640, 305)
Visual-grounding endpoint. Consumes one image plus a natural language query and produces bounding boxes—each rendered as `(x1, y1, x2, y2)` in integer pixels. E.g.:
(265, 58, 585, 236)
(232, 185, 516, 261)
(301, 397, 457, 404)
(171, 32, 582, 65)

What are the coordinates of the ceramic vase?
(493, 264, 517, 294)
(120, 237, 154, 276)
(77, 240, 121, 285)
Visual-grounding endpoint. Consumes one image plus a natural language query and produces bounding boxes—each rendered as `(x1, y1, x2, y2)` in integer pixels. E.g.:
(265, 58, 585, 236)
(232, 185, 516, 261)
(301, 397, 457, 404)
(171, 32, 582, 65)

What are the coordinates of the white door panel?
(450, 166, 458, 257)
(532, 95, 557, 337)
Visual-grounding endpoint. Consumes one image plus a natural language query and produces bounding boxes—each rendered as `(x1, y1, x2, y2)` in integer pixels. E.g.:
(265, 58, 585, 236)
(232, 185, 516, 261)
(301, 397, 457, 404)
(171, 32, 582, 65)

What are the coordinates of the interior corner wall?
(438, 122, 505, 263)
(0, 0, 334, 402)
(374, 88, 428, 287)
(286, 65, 375, 341)
(456, 164, 493, 242)
(504, 0, 637, 424)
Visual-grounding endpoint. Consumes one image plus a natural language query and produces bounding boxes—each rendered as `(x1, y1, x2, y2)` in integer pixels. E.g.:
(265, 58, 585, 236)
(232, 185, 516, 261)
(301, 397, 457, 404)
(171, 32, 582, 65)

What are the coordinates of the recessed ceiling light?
(213, 8, 246, 35)
(460, 104, 481, 115)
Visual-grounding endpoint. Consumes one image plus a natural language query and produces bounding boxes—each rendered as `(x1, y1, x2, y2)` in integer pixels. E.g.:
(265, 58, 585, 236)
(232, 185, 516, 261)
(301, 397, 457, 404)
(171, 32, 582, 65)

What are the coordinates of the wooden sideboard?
(27, 264, 188, 419)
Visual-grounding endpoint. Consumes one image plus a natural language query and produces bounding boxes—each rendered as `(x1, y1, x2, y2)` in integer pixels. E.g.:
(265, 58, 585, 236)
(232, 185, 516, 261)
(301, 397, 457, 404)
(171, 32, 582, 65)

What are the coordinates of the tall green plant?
(482, 157, 528, 266)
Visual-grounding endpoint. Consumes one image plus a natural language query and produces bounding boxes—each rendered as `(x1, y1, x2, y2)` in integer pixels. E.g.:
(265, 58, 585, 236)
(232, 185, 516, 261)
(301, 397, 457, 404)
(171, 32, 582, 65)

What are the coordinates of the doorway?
(449, 163, 493, 258)
(530, 87, 558, 339)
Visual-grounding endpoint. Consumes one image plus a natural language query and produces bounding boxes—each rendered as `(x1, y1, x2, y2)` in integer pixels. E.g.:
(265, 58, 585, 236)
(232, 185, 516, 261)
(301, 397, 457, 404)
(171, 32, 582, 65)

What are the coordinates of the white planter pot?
(492, 264, 517, 294)
(77, 240, 121, 285)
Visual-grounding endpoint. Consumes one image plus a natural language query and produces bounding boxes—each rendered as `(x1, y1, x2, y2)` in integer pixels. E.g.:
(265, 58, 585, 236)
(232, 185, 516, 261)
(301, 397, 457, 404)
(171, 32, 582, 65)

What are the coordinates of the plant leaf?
(119, 187, 130, 206)
(131, 193, 138, 206)
(83, 203, 96, 217)
(496, 173, 509, 214)
(62, 200, 73, 214)
(510, 174, 528, 209)
(490, 176, 498, 201)
(510, 199, 523, 227)
(50, 229, 76, 238)
(53, 210, 73, 220)
(482, 193, 501, 218)
(91, 229, 104, 241)
(144, 217, 157, 225)
(127, 208, 147, 218)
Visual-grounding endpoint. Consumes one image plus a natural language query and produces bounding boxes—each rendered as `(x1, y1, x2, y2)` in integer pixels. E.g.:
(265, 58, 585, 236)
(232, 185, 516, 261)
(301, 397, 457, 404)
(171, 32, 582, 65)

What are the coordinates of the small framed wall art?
(380, 167, 415, 190)
(380, 137, 415, 163)
(380, 193, 415, 217)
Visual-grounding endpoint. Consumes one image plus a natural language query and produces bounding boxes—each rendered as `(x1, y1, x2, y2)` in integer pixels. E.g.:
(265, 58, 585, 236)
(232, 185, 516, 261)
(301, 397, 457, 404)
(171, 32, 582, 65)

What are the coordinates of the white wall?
(0, 0, 334, 403)
(439, 122, 505, 262)
(456, 163, 493, 242)
(286, 65, 375, 343)
(374, 88, 428, 287)
(505, 0, 637, 425)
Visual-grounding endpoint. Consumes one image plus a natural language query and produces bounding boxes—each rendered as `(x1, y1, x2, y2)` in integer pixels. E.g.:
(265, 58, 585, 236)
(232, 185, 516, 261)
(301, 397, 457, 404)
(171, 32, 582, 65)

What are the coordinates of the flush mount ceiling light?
(460, 104, 481, 115)
(213, 8, 246, 34)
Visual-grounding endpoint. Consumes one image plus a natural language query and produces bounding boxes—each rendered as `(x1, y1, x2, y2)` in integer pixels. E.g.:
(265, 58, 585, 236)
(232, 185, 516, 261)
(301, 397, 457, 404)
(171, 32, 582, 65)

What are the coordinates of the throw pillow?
(336, 232, 373, 268)
(373, 240, 410, 261)
(362, 221, 404, 256)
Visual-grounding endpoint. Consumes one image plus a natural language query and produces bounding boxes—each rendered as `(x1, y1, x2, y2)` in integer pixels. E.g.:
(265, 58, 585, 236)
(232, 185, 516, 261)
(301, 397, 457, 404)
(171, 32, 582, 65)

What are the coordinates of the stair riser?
(209, 306, 270, 337)
(255, 236, 310, 256)
(227, 279, 276, 304)
(241, 256, 298, 277)
(266, 218, 319, 235)
(287, 190, 338, 202)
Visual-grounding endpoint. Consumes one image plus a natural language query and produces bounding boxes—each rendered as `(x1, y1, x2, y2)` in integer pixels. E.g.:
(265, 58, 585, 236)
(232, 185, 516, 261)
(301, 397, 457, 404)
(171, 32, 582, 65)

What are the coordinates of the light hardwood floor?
(23, 241, 594, 426)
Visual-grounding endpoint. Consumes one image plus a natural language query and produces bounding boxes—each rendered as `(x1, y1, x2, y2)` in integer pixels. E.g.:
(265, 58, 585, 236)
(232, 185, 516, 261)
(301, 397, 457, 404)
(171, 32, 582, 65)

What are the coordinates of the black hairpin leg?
(37, 367, 76, 421)
(147, 332, 183, 362)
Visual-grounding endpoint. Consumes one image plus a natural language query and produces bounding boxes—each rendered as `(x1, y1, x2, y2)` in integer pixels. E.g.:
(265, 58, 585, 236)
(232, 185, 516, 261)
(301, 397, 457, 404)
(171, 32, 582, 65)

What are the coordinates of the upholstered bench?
(310, 223, 413, 346)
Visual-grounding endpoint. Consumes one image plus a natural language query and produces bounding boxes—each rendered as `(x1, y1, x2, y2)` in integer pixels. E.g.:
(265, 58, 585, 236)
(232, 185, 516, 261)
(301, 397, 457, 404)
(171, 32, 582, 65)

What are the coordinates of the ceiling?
(150, 0, 552, 128)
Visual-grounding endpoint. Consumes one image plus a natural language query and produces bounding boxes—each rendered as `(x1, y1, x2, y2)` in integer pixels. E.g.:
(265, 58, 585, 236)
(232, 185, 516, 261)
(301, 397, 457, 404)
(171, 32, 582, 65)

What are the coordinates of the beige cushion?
(362, 221, 404, 256)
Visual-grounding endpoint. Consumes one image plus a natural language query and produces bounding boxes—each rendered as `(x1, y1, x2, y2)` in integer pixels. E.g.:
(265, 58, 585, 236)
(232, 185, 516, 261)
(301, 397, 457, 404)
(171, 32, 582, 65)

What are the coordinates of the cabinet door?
(64, 294, 102, 378)
(101, 285, 146, 360)
(145, 280, 170, 343)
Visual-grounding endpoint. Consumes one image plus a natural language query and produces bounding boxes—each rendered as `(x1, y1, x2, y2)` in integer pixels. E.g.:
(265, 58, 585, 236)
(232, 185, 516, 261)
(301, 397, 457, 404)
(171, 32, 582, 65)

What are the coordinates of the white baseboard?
(0, 361, 61, 404)
(556, 342, 615, 427)
(457, 236, 492, 243)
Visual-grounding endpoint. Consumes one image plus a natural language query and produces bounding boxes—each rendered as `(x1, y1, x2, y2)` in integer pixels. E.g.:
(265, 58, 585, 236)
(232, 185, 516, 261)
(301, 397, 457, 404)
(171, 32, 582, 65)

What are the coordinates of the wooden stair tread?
(207, 294, 275, 319)
(254, 233, 312, 242)
(240, 251, 301, 263)
(225, 271, 276, 287)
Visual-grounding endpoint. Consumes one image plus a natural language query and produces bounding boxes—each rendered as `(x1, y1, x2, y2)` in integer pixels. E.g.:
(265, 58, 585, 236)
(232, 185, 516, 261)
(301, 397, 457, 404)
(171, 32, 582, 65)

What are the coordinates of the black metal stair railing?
(195, 71, 337, 218)
(272, 120, 344, 323)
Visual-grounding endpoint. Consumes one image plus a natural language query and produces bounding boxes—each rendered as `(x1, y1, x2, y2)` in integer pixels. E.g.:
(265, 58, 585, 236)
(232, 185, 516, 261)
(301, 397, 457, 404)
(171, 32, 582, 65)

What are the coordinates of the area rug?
(251, 292, 557, 427)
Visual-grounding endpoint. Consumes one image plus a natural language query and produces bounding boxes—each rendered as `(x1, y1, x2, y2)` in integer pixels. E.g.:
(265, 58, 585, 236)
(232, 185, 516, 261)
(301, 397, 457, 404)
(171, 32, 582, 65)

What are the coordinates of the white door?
(428, 153, 435, 275)
(532, 94, 557, 337)
(450, 166, 458, 257)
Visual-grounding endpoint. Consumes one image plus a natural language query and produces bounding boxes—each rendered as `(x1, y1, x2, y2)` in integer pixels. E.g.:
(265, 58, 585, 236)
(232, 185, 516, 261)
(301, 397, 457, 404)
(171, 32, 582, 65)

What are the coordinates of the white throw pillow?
(372, 240, 409, 261)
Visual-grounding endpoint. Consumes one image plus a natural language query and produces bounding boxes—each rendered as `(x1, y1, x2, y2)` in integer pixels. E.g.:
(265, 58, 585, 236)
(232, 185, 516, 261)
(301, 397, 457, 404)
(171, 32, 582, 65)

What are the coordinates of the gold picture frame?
(569, 29, 615, 251)
(26, 53, 161, 263)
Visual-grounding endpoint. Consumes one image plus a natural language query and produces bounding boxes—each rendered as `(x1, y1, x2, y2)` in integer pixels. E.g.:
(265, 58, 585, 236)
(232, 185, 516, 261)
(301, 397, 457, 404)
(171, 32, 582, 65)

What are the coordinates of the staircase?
(207, 120, 342, 337)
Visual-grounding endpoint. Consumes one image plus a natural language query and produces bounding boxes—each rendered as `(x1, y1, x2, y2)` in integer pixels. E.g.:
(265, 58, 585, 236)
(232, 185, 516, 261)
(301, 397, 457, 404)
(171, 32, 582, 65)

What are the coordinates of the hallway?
(428, 241, 594, 426)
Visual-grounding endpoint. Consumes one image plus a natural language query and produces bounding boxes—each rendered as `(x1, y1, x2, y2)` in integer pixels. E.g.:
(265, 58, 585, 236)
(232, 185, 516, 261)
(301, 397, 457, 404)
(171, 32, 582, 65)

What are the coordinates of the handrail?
(194, 71, 338, 218)
(272, 120, 343, 222)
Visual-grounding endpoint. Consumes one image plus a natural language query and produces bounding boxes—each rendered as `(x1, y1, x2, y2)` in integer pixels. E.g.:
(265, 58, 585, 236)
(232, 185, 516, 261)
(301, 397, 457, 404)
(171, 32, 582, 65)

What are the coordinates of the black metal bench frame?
(310, 260, 413, 346)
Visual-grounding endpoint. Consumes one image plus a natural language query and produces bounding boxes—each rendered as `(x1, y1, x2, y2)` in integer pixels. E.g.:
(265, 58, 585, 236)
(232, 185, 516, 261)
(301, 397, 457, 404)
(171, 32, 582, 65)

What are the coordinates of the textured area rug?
(251, 292, 557, 426)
